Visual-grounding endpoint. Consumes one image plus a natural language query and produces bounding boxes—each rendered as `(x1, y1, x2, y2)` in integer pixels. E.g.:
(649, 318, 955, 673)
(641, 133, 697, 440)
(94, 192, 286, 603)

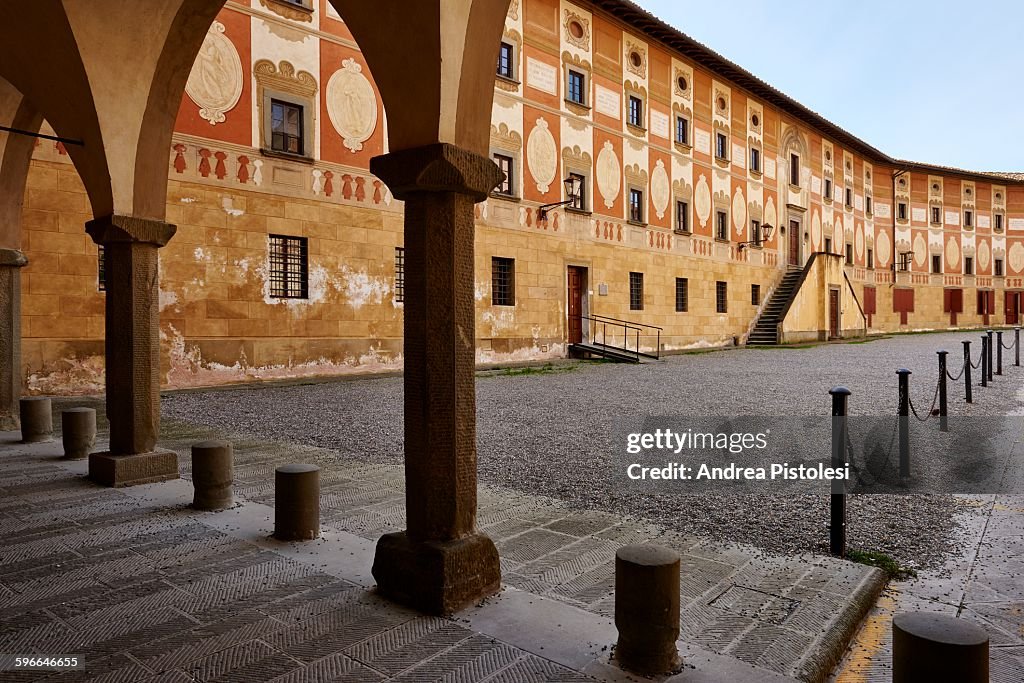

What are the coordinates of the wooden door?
(788, 219, 800, 266)
(829, 288, 840, 339)
(567, 266, 584, 344)
(1006, 291, 1020, 325)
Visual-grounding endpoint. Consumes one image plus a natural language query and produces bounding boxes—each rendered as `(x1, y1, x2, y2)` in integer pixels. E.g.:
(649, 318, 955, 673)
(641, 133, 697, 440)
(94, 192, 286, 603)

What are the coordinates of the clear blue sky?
(636, 0, 1023, 172)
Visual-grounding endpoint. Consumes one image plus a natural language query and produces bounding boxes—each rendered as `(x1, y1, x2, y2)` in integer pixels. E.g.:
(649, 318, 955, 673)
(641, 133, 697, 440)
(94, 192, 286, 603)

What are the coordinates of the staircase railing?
(582, 313, 663, 360)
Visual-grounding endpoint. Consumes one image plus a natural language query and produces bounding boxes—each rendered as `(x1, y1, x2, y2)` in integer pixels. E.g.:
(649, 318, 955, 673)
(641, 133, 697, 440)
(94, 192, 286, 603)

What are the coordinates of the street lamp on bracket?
(537, 175, 583, 222)
(737, 223, 775, 250)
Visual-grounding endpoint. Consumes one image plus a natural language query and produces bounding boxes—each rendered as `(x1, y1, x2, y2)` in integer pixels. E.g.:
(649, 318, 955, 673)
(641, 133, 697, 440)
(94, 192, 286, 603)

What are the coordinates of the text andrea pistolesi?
(624, 428, 850, 481)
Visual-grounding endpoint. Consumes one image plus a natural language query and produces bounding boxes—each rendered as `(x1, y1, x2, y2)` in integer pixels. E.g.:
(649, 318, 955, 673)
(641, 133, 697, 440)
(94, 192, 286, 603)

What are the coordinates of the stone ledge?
(88, 448, 179, 487)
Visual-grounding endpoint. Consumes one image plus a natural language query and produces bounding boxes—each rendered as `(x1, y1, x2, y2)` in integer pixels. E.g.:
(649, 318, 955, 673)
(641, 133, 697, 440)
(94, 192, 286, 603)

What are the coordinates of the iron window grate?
(676, 277, 688, 312)
(97, 246, 106, 292)
(716, 281, 728, 313)
(492, 257, 515, 306)
(269, 234, 308, 299)
(394, 247, 405, 303)
(630, 272, 644, 310)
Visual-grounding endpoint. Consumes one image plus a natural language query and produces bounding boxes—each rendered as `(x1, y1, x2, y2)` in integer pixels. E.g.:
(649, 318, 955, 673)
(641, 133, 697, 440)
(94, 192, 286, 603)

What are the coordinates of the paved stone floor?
(0, 409, 885, 682)
(832, 492, 1024, 682)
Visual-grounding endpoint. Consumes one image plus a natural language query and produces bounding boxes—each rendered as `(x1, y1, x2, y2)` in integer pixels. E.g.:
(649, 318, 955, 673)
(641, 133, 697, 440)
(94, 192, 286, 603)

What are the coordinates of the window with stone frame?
(629, 188, 644, 223)
(270, 99, 304, 155)
(497, 41, 515, 79)
(675, 115, 689, 145)
(675, 200, 689, 233)
(567, 171, 587, 211)
(715, 133, 728, 160)
(749, 147, 760, 173)
(566, 69, 586, 105)
(995, 259, 1004, 277)
(716, 281, 728, 313)
(965, 256, 974, 275)
(493, 153, 514, 196)
(628, 95, 644, 128)
(867, 248, 874, 268)
(715, 210, 728, 241)
(751, 284, 760, 305)
(268, 235, 308, 299)
(932, 254, 942, 274)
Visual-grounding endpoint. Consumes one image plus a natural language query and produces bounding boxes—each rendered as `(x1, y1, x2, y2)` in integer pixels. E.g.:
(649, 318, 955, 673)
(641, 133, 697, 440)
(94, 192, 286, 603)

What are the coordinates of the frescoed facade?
(15, 0, 1024, 392)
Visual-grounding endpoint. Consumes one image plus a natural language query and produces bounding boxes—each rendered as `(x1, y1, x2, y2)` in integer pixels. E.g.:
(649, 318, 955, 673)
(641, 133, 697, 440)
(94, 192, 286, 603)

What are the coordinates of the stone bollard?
(274, 464, 320, 541)
(61, 408, 96, 459)
(191, 441, 234, 510)
(893, 612, 988, 683)
(19, 397, 52, 443)
(614, 544, 681, 675)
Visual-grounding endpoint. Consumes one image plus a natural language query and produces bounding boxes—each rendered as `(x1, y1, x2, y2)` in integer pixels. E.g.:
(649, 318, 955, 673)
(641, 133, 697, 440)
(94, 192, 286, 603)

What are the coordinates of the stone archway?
(0, 77, 41, 430)
(0, 0, 510, 614)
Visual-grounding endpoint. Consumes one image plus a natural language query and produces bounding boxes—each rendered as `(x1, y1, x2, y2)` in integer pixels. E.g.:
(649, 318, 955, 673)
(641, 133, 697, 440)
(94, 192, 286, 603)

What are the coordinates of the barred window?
(268, 235, 308, 299)
(716, 281, 728, 313)
(394, 247, 405, 303)
(491, 257, 515, 306)
(97, 246, 106, 292)
(751, 284, 760, 305)
(630, 272, 644, 311)
(675, 277, 688, 312)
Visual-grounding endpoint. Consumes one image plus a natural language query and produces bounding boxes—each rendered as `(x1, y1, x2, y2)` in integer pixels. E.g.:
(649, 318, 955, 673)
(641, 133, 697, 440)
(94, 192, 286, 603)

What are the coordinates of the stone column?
(370, 143, 503, 615)
(85, 215, 178, 486)
(0, 248, 27, 432)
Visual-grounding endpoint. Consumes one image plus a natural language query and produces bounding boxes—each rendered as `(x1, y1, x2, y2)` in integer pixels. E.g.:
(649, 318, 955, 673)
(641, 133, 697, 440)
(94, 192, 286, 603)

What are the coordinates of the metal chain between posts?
(1003, 336, 1017, 350)
(946, 358, 967, 382)
(908, 377, 940, 422)
(845, 414, 898, 488)
(970, 349, 984, 369)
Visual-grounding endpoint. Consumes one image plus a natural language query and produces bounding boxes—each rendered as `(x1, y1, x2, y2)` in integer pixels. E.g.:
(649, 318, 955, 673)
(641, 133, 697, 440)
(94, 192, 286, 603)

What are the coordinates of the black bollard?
(981, 336, 988, 388)
(1016, 327, 1020, 367)
(962, 340, 973, 404)
(892, 612, 989, 683)
(829, 387, 850, 558)
(937, 351, 948, 432)
(897, 369, 911, 480)
(996, 331, 1003, 375)
(986, 330, 994, 382)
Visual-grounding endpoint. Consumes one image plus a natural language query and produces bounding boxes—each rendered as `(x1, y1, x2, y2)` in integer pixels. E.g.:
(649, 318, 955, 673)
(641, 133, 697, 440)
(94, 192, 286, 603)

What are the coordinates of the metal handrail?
(579, 314, 661, 360)
(587, 313, 664, 332)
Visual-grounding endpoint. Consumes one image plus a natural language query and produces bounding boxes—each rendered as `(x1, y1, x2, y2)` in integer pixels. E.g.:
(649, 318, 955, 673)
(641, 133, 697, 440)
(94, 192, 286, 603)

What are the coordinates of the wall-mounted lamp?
(537, 175, 583, 221)
(737, 223, 774, 251)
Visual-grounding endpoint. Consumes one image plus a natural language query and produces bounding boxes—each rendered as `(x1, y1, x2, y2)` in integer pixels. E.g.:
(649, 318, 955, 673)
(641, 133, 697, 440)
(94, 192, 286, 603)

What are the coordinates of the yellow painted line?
(834, 586, 899, 682)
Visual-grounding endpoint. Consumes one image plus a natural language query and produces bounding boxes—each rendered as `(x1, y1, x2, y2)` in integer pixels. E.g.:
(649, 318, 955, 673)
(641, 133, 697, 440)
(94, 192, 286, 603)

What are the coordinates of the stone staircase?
(747, 267, 803, 345)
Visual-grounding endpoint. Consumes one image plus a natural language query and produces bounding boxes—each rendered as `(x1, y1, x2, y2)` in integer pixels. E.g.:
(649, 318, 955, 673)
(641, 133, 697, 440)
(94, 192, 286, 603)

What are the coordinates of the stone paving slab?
(0, 415, 886, 682)
(832, 490, 1024, 682)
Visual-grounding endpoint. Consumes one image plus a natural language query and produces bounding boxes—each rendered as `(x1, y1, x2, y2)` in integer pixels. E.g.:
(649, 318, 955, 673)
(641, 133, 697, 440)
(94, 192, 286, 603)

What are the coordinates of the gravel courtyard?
(163, 330, 1024, 570)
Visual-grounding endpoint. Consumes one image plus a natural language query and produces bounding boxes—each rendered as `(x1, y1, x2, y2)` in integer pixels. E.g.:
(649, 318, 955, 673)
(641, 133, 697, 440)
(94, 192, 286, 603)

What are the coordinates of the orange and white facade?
(16, 0, 1024, 392)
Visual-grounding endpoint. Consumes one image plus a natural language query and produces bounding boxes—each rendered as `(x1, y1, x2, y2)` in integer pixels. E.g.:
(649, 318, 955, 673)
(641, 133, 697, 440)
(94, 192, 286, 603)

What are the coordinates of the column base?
(372, 530, 500, 615)
(88, 449, 179, 487)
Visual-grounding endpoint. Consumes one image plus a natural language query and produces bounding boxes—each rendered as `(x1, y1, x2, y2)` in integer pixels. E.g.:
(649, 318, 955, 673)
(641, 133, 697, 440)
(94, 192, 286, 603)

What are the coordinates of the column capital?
(0, 248, 27, 267)
(86, 214, 176, 248)
(371, 143, 503, 202)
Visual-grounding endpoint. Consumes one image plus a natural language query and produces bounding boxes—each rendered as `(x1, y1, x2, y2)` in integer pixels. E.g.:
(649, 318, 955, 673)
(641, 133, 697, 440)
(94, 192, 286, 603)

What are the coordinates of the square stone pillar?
(370, 144, 504, 615)
(0, 248, 27, 432)
(85, 215, 178, 486)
